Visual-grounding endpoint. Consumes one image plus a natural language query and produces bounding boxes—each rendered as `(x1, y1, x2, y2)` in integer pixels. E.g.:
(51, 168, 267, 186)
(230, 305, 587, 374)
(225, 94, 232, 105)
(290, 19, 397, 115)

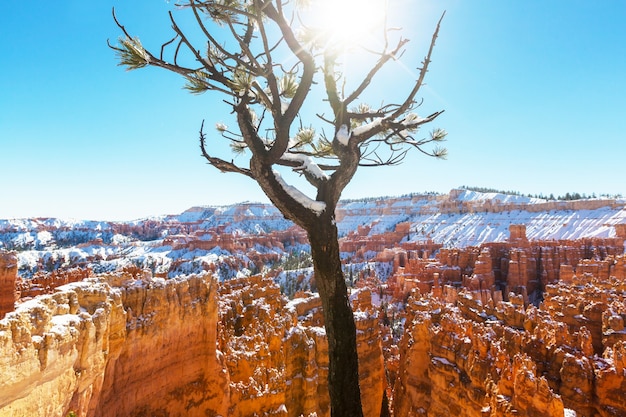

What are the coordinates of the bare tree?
(110, 1, 445, 416)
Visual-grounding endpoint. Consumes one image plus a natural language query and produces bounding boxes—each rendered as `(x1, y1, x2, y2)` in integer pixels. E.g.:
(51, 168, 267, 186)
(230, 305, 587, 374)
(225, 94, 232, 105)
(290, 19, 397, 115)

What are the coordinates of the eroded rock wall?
(393, 261, 626, 417)
(0, 278, 126, 417)
(1, 273, 387, 417)
(4, 253, 626, 416)
(218, 276, 386, 417)
(0, 273, 227, 417)
(0, 252, 17, 319)
(387, 227, 625, 304)
(93, 274, 228, 417)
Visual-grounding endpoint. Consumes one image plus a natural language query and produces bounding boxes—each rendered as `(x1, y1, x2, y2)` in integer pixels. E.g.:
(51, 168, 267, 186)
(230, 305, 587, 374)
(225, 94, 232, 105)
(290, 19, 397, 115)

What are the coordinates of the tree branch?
(344, 38, 409, 108)
(199, 121, 254, 177)
(254, 1, 283, 122)
(187, 0, 252, 70)
(323, 50, 343, 122)
(390, 12, 445, 120)
(262, 1, 316, 163)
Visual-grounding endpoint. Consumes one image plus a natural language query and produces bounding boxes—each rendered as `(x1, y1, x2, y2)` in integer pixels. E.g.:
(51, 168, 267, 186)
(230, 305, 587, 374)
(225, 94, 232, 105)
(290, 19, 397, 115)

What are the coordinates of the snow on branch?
(334, 124, 352, 146)
(272, 170, 326, 215)
(351, 118, 383, 138)
(280, 152, 330, 181)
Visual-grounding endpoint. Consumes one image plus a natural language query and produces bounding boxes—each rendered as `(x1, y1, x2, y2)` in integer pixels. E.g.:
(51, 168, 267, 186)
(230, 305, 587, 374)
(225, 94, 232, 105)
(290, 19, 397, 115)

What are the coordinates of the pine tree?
(110, 2, 445, 415)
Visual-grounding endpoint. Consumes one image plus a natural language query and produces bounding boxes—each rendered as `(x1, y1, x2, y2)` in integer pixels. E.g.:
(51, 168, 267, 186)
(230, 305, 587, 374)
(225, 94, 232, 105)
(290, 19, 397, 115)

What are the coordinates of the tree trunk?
(308, 213, 364, 417)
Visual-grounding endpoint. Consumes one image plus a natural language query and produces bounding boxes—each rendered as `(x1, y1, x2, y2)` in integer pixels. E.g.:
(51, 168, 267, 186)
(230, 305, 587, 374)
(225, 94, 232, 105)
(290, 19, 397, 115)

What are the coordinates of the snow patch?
(335, 124, 351, 146)
(352, 117, 383, 137)
(280, 152, 329, 180)
(49, 314, 81, 337)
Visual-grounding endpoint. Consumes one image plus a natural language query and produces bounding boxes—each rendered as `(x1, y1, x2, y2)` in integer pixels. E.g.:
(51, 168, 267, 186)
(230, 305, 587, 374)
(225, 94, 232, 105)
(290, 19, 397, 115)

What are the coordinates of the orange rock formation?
(16, 267, 92, 300)
(393, 258, 626, 416)
(386, 225, 625, 304)
(93, 274, 228, 417)
(0, 251, 17, 319)
(218, 275, 386, 417)
(0, 273, 228, 417)
(1, 272, 387, 417)
(3, 221, 626, 416)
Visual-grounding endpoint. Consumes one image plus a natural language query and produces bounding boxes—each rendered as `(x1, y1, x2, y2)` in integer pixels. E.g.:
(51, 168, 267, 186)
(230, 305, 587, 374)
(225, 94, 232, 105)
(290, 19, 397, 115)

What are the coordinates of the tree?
(110, 1, 445, 416)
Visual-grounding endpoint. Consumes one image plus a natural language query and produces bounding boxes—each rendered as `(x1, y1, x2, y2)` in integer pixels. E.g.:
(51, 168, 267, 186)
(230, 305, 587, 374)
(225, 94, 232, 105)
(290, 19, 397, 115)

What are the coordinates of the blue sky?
(1, 1, 625, 220)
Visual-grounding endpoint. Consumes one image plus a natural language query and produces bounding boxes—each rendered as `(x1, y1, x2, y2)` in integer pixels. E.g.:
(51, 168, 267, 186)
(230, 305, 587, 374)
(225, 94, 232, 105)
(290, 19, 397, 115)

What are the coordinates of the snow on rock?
(335, 191, 626, 248)
(3, 189, 626, 286)
(453, 189, 545, 204)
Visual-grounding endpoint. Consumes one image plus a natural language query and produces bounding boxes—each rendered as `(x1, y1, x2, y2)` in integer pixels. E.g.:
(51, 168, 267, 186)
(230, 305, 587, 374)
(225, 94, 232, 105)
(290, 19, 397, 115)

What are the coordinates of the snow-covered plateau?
(1, 189, 625, 279)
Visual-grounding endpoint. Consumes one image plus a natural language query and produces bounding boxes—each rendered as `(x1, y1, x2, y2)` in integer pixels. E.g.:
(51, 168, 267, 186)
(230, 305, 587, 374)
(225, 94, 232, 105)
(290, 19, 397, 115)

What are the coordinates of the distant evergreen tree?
(459, 185, 522, 196)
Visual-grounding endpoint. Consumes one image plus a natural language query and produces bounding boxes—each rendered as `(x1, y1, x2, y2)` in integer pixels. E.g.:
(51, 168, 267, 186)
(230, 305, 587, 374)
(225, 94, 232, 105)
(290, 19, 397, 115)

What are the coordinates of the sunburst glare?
(306, 0, 387, 48)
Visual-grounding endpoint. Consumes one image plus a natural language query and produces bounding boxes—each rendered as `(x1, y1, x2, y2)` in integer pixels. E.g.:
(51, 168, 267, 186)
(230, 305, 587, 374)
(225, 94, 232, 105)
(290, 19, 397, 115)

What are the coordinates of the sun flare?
(308, 0, 387, 47)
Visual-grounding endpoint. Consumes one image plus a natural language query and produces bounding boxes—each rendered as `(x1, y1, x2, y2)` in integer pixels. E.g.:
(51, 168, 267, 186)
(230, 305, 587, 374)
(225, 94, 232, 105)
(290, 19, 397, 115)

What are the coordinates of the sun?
(308, 0, 387, 48)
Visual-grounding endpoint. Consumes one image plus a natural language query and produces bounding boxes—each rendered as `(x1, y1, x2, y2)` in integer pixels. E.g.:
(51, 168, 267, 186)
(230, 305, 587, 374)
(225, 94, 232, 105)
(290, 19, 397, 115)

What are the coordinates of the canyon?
(1, 190, 626, 416)
(0, 266, 386, 416)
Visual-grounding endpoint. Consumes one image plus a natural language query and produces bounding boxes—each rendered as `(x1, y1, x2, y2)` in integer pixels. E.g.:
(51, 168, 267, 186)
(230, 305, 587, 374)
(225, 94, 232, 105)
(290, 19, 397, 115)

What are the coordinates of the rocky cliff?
(393, 256, 626, 416)
(0, 252, 17, 319)
(385, 224, 625, 305)
(3, 258, 626, 416)
(0, 273, 228, 417)
(0, 272, 387, 417)
(217, 275, 386, 417)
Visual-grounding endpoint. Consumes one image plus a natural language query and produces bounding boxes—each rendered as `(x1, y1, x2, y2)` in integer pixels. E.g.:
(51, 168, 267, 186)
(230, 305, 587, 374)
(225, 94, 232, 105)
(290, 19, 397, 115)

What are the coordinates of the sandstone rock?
(4, 230, 626, 417)
(0, 251, 17, 318)
(392, 258, 626, 417)
(596, 341, 626, 415)
(392, 296, 569, 417)
(17, 267, 92, 300)
(218, 276, 386, 417)
(93, 274, 227, 417)
(385, 227, 624, 307)
(2, 271, 389, 417)
(0, 273, 228, 417)
(509, 224, 528, 244)
(218, 275, 291, 417)
(353, 295, 386, 417)
(392, 309, 432, 416)
(0, 278, 124, 417)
